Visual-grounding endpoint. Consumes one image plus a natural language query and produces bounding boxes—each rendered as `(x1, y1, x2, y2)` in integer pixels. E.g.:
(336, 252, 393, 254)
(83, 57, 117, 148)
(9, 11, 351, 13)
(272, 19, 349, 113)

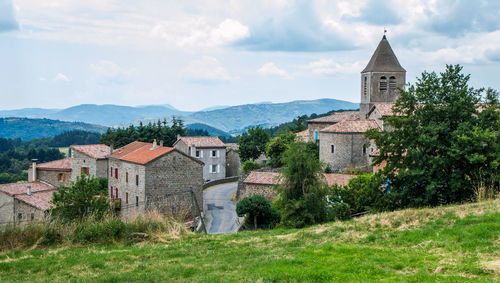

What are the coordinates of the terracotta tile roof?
(296, 130, 310, 142)
(108, 141, 175, 165)
(307, 111, 360, 124)
(0, 181, 55, 196)
(35, 158, 72, 171)
(15, 189, 56, 211)
(243, 171, 356, 187)
(367, 103, 397, 117)
(321, 120, 381, 133)
(243, 172, 281, 185)
(70, 144, 111, 159)
(175, 136, 226, 148)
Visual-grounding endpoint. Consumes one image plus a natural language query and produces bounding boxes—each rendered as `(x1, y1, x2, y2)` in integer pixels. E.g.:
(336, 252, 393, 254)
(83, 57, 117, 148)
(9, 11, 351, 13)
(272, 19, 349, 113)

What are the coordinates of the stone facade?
(108, 147, 203, 220)
(226, 149, 241, 177)
(308, 122, 329, 143)
(239, 184, 277, 202)
(28, 169, 71, 187)
(360, 72, 405, 119)
(319, 132, 371, 172)
(174, 138, 226, 181)
(71, 150, 108, 180)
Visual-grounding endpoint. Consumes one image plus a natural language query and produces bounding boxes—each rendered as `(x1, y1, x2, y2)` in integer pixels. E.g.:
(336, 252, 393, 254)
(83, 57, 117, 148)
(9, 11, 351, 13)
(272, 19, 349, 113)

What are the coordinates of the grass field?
(0, 200, 499, 282)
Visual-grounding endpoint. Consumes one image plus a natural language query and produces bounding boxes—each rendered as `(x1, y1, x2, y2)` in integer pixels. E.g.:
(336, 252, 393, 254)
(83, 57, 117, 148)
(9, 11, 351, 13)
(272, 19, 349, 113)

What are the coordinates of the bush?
(242, 160, 261, 173)
(327, 203, 351, 221)
(236, 195, 280, 229)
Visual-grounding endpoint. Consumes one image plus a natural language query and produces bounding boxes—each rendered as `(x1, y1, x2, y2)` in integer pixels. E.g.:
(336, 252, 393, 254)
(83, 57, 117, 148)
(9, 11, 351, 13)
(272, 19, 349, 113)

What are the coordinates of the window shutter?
(201, 150, 203, 158)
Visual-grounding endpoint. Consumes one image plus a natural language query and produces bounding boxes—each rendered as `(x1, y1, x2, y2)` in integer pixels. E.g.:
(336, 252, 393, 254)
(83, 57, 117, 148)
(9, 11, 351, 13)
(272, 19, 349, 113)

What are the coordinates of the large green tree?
(367, 65, 499, 207)
(237, 126, 270, 162)
(265, 132, 297, 167)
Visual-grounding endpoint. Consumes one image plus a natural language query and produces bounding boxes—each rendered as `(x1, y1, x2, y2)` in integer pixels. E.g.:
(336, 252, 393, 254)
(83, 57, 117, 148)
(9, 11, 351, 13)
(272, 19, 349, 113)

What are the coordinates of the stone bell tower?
(360, 35, 406, 119)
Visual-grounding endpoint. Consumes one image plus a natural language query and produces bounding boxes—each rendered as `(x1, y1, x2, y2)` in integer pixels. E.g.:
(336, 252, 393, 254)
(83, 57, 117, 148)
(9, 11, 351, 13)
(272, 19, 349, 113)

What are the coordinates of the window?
(363, 145, 367, 155)
(81, 167, 89, 175)
(379, 76, 387, 91)
(57, 173, 65, 181)
(110, 187, 113, 198)
(363, 76, 368, 96)
(126, 192, 129, 204)
(18, 213, 22, 221)
(195, 150, 201, 158)
(211, 164, 218, 173)
(136, 175, 139, 186)
(211, 150, 218, 157)
(31, 213, 34, 221)
(188, 146, 192, 156)
(115, 168, 118, 179)
(314, 130, 319, 141)
(331, 144, 335, 153)
(110, 167, 113, 177)
(115, 187, 118, 199)
(389, 76, 397, 90)
(126, 172, 128, 183)
(136, 196, 139, 207)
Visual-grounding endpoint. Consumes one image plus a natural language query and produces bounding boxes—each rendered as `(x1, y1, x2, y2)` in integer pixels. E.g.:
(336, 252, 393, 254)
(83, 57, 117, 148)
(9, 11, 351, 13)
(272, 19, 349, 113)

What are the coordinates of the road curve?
(203, 182, 240, 234)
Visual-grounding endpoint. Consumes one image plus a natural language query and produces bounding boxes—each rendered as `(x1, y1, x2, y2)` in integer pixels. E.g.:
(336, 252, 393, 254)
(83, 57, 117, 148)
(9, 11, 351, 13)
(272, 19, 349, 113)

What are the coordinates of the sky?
(0, 0, 499, 111)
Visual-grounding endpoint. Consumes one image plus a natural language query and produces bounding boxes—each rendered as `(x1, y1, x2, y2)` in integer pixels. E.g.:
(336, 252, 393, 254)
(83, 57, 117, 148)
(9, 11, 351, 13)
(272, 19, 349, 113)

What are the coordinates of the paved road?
(203, 182, 240, 234)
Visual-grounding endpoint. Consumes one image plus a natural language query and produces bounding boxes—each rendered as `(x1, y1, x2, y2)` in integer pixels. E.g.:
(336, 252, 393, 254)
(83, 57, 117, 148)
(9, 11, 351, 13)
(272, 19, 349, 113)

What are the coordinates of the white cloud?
(150, 18, 249, 49)
(257, 62, 291, 79)
(90, 60, 135, 85)
(54, 73, 70, 82)
(307, 59, 364, 75)
(39, 77, 46, 81)
(184, 56, 233, 82)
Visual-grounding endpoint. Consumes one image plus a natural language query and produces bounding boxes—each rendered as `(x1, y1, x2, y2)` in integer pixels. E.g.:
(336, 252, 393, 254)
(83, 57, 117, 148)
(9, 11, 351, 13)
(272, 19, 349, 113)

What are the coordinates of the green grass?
(0, 200, 499, 282)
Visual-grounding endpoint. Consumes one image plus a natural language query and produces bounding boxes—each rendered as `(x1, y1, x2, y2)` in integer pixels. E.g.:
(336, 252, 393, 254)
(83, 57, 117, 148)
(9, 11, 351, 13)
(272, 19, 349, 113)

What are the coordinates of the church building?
(311, 35, 405, 172)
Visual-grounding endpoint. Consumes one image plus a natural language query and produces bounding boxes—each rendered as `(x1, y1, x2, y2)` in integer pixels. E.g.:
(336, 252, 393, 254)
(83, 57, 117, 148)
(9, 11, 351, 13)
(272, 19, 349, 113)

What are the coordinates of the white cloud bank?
(257, 62, 291, 79)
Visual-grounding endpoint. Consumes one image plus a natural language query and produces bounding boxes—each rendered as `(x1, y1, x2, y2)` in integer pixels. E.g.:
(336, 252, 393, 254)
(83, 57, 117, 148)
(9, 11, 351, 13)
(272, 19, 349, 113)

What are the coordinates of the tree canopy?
(366, 64, 499, 207)
(237, 126, 270, 162)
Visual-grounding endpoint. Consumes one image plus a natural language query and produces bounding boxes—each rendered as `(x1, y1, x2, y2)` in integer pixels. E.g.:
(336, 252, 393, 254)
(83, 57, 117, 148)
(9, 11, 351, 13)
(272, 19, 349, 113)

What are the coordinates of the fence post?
(190, 187, 207, 234)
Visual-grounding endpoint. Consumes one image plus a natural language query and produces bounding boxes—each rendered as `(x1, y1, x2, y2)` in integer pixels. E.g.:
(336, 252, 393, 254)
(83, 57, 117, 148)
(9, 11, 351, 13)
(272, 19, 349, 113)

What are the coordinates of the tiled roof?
(369, 103, 395, 117)
(321, 120, 381, 133)
(70, 144, 111, 159)
(243, 171, 357, 187)
(15, 189, 56, 211)
(0, 181, 55, 196)
(296, 130, 310, 142)
(35, 158, 72, 170)
(307, 111, 360, 124)
(108, 141, 175, 165)
(243, 172, 280, 185)
(175, 136, 226, 148)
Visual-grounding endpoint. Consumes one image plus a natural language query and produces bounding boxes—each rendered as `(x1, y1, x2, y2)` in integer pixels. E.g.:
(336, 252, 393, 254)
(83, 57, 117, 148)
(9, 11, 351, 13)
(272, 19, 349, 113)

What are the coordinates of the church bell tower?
(360, 35, 406, 119)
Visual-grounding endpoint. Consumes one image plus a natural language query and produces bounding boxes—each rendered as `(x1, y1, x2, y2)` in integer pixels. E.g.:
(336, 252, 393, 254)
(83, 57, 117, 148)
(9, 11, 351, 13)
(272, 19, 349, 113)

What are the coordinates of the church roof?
(320, 120, 381, 133)
(307, 111, 360, 124)
(362, 35, 405, 73)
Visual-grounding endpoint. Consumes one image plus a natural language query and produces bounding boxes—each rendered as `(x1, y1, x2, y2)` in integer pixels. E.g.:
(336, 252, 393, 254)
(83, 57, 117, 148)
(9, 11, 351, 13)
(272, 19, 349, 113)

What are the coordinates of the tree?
(366, 65, 499, 207)
(237, 126, 270, 162)
(50, 175, 112, 222)
(236, 195, 280, 229)
(265, 132, 297, 167)
(275, 142, 327, 227)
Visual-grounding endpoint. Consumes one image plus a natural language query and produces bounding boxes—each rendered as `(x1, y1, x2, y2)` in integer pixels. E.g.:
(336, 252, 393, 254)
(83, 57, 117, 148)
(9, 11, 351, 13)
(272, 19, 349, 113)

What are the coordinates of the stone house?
(107, 140, 204, 219)
(226, 147, 241, 177)
(70, 144, 111, 180)
(0, 182, 55, 225)
(239, 171, 357, 201)
(319, 120, 381, 172)
(173, 136, 226, 181)
(28, 158, 72, 187)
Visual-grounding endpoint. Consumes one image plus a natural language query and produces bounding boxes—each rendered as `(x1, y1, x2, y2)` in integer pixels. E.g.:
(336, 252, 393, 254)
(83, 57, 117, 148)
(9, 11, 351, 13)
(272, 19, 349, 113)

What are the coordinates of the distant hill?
(0, 117, 108, 140)
(0, 98, 358, 134)
(188, 99, 358, 132)
(186, 123, 231, 137)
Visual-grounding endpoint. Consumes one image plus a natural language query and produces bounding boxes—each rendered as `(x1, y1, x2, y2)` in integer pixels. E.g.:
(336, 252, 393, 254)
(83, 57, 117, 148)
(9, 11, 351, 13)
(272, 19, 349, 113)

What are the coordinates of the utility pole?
(190, 187, 207, 234)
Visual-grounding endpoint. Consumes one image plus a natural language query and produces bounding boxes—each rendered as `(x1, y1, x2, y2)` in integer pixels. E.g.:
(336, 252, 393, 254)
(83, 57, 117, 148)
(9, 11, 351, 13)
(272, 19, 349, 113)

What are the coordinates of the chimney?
(110, 144, 114, 154)
(151, 139, 157, 150)
(177, 134, 181, 141)
(27, 185, 32, 196)
(159, 140, 163, 147)
(31, 159, 38, 182)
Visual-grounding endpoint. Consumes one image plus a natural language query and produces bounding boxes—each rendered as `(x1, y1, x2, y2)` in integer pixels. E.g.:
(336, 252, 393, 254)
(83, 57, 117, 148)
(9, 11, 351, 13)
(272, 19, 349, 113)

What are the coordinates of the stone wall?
(319, 132, 371, 172)
(70, 150, 97, 181)
(96, 159, 109, 179)
(14, 199, 47, 224)
(29, 169, 71, 187)
(145, 151, 204, 219)
(0, 192, 13, 225)
(239, 184, 277, 202)
(308, 123, 330, 143)
(226, 149, 240, 177)
(360, 71, 405, 119)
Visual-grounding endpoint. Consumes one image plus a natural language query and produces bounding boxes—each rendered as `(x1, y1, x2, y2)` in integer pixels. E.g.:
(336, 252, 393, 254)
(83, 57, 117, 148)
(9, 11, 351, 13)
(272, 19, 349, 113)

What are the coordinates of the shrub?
(242, 160, 261, 173)
(236, 195, 280, 229)
(327, 202, 351, 221)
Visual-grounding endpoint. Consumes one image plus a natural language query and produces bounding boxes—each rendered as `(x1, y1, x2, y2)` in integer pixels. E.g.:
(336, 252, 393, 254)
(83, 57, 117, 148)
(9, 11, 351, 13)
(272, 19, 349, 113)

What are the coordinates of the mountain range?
(0, 98, 358, 138)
